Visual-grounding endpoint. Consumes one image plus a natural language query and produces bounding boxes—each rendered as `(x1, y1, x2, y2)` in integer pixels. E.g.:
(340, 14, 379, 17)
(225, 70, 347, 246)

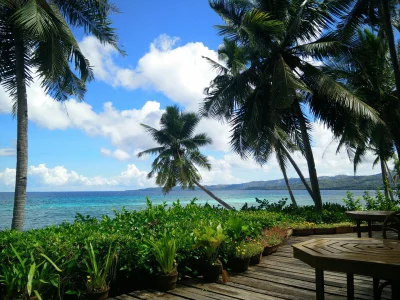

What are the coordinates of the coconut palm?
(203, 38, 314, 206)
(332, 0, 400, 104)
(203, 0, 378, 210)
(0, 0, 122, 230)
(138, 106, 233, 210)
(326, 29, 399, 198)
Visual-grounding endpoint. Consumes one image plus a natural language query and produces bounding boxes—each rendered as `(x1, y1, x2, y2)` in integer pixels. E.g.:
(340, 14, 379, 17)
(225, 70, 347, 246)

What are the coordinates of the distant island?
(129, 173, 385, 192)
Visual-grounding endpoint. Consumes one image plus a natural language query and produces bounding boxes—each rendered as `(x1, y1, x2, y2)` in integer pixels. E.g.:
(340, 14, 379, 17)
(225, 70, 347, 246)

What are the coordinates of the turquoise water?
(0, 189, 367, 230)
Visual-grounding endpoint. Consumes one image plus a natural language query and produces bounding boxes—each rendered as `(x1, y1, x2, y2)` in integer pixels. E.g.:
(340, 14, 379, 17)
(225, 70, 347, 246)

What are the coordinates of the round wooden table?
(293, 238, 400, 300)
(345, 211, 393, 238)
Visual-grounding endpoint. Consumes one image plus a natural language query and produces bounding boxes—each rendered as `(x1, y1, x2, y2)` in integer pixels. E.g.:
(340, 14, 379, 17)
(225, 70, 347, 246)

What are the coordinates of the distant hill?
(129, 174, 384, 192)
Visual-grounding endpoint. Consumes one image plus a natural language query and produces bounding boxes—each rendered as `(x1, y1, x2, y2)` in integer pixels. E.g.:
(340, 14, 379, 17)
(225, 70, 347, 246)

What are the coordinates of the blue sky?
(0, 1, 379, 191)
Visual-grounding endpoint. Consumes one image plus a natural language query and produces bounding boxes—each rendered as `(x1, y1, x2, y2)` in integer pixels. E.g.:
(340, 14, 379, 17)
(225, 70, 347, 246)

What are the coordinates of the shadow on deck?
(109, 232, 393, 300)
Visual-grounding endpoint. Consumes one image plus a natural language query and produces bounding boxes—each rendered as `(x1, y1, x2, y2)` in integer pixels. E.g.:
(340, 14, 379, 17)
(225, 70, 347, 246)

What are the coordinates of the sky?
(0, 0, 381, 192)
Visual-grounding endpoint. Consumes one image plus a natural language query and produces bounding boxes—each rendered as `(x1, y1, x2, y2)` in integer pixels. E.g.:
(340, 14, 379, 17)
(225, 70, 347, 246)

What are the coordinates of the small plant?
(83, 243, 117, 293)
(145, 232, 177, 275)
(261, 227, 286, 247)
(342, 191, 363, 211)
(226, 217, 250, 240)
(231, 241, 255, 259)
(0, 245, 62, 300)
(244, 238, 264, 257)
(193, 224, 227, 265)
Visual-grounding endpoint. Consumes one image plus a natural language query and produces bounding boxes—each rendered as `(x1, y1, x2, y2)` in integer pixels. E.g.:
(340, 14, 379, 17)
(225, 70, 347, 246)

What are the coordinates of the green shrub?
(342, 191, 363, 211)
(0, 198, 353, 298)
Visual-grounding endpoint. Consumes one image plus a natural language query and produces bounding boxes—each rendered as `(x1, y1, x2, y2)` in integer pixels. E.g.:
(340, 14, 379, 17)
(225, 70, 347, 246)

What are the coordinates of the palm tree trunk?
(282, 147, 315, 202)
(281, 167, 297, 207)
(385, 161, 396, 202)
(11, 33, 28, 231)
(381, 0, 400, 101)
(380, 156, 390, 199)
(295, 103, 323, 211)
(193, 180, 233, 210)
(385, 161, 396, 187)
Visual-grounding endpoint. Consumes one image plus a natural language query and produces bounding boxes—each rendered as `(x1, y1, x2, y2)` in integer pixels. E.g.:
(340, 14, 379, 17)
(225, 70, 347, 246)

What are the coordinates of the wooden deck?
(109, 232, 394, 300)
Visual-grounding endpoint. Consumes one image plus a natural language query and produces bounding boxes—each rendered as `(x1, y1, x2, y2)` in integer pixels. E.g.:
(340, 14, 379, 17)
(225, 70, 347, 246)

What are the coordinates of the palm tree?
(203, 0, 378, 210)
(327, 29, 398, 199)
(138, 106, 233, 210)
(332, 0, 400, 108)
(0, 0, 122, 231)
(203, 38, 309, 206)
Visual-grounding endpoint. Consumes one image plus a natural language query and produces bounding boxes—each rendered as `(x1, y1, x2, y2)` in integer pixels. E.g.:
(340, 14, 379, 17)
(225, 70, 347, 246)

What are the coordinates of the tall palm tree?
(203, 0, 378, 210)
(204, 38, 309, 206)
(138, 106, 233, 210)
(327, 29, 398, 199)
(0, 0, 122, 231)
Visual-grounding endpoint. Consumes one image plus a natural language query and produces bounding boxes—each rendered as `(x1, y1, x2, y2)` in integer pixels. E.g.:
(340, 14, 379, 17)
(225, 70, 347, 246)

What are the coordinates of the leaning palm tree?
(0, 0, 123, 230)
(203, 0, 378, 210)
(138, 106, 233, 210)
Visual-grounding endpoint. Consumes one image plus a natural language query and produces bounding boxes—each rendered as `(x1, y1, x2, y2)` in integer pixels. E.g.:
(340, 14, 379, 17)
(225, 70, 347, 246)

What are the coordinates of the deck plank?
(111, 232, 394, 300)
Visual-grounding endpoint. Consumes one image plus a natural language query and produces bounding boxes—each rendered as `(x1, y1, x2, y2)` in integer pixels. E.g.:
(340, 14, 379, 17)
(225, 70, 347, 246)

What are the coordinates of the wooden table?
(292, 238, 400, 300)
(345, 211, 393, 238)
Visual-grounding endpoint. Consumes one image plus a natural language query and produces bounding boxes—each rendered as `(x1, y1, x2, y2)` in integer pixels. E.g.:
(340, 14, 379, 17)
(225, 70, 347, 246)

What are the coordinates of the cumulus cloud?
(0, 164, 151, 190)
(79, 34, 221, 111)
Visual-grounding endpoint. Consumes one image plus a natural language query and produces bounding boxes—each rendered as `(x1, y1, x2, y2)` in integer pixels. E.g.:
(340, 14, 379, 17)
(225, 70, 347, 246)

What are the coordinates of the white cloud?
(0, 164, 151, 190)
(200, 156, 242, 185)
(100, 148, 131, 161)
(79, 34, 221, 111)
(0, 168, 16, 186)
(78, 34, 232, 152)
(0, 148, 15, 156)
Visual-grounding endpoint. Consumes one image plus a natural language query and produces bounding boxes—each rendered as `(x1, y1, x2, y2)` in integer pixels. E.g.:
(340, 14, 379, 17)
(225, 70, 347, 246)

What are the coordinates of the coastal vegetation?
(0, 0, 122, 231)
(0, 192, 398, 298)
(0, 201, 291, 298)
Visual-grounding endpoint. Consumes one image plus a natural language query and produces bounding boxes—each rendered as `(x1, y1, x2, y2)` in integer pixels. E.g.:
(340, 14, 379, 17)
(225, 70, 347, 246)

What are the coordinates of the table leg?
(347, 274, 354, 300)
(392, 281, 400, 300)
(373, 278, 380, 300)
(357, 220, 361, 238)
(316, 269, 324, 300)
(368, 220, 372, 237)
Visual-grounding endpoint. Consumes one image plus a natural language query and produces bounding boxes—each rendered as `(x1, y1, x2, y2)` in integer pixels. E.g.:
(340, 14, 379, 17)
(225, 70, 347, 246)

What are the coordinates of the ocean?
(0, 189, 368, 230)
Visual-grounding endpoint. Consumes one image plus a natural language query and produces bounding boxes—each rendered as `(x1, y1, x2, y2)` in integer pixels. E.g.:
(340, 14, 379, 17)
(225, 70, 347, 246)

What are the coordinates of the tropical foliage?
(0, 201, 293, 298)
(202, 0, 400, 212)
(145, 232, 177, 275)
(84, 243, 117, 292)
